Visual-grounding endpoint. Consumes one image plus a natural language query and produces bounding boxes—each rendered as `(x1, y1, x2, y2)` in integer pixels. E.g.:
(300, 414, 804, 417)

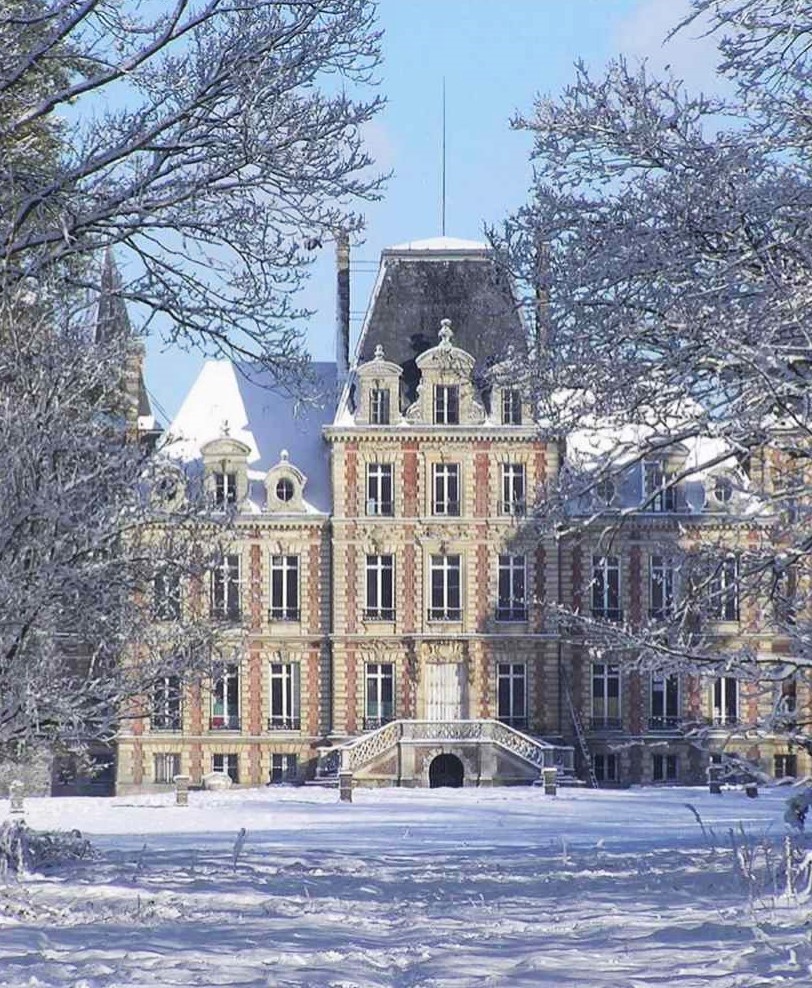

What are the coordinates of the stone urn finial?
(374, 343, 385, 361)
(438, 318, 453, 348)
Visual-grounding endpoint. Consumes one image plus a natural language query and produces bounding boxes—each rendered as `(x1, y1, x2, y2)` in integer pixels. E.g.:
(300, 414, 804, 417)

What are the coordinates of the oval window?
(276, 478, 294, 502)
(714, 477, 733, 503)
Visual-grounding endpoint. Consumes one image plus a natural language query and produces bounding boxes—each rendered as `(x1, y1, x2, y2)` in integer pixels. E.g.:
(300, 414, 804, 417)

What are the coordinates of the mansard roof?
(353, 235, 526, 401)
(165, 359, 338, 513)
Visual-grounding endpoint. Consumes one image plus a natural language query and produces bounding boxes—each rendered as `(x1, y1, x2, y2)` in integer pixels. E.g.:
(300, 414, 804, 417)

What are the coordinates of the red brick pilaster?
(533, 441, 547, 488)
(403, 536, 416, 633)
(345, 441, 359, 516)
(476, 538, 489, 629)
(249, 743, 260, 785)
(308, 536, 320, 633)
(250, 543, 261, 631)
(400, 644, 416, 718)
(403, 441, 418, 517)
(479, 644, 490, 719)
(744, 682, 759, 722)
(473, 441, 490, 517)
(686, 674, 702, 719)
(571, 543, 583, 614)
(534, 545, 546, 633)
(307, 650, 320, 734)
(189, 682, 203, 734)
(629, 544, 642, 627)
(345, 540, 357, 634)
(628, 671, 643, 734)
(248, 643, 261, 734)
(190, 743, 202, 783)
(346, 649, 358, 734)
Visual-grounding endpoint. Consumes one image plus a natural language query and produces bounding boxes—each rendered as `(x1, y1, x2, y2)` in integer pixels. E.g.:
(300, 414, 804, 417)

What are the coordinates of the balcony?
(428, 607, 462, 621)
(209, 715, 240, 731)
(269, 607, 300, 622)
(363, 608, 395, 621)
(366, 500, 394, 517)
(498, 501, 526, 517)
(648, 716, 682, 731)
(591, 607, 624, 623)
(495, 605, 528, 622)
(432, 501, 460, 516)
(210, 606, 241, 624)
(710, 714, 739, 727)
(151, 715, 182, 732)
(363, 715, 394, 731)
(589, 716, 623, 731)
(267, 716, 301, 731)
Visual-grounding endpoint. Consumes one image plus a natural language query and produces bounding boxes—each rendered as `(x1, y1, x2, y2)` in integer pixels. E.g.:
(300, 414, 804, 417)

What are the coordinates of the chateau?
(115, 236, 807, 792)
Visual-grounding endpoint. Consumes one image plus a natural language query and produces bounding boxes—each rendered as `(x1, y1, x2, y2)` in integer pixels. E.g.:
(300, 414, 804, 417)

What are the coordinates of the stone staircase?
(317, 719, 575, 786)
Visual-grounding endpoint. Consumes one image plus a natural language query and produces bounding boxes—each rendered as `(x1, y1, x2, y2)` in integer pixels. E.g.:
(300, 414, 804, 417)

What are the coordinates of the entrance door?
(425, 663, 466, 720)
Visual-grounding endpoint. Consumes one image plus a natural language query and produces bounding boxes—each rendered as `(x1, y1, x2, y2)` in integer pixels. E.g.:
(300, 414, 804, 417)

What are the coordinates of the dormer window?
(501, 389, 522, 426)
(370, 387, 391, 425)
(275, 478, 294, 503)
(214, 471, 237, 508)
(434, 384, 459, 425)
(713, 476, 733, 504)
(643, 461, 676, 512)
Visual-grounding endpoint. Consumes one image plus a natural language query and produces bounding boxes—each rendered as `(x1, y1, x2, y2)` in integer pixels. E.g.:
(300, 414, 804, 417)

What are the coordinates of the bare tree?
(1, 0, 385, 370)
(494, 0, 812, 749)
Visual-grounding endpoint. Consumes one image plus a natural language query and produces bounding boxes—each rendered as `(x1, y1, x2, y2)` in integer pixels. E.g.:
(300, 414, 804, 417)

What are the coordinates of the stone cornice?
(324, 425, 543, 443)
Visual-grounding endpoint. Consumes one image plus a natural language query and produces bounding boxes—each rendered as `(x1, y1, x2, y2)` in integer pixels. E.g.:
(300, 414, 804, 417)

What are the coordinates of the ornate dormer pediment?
(356, 344, 403, 426)
(407, 318, 485, 425)
(201, 434, 251, 508)
(265, 449, 308, 514)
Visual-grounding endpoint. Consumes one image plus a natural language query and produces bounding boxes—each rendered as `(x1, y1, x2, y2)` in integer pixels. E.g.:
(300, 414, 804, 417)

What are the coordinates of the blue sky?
(144, 0, 718, 424)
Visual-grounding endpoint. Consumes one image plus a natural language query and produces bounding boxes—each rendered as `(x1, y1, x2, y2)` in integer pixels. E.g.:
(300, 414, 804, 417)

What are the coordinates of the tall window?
(775, 753, 798, 779)
(501, 463, 526, 515)
(649, 556, 675, 620)
(214, 471, 237, 509)
(429, 554, 462, 620)
(152, 675, 181, 731)
(592, 662, 621, 728)
(153, 569, 181, 621)
(370, 387, 391, 425)
(432, 463, 460, 515)
(212, 753, 239, 783)
(211, 663, 240, 730)
(434, 384, 460, 425)
(497, 555, 527, 621)
(154, 752, 181, 784)
(592, 555, 622, 621)
(270, 753, 298, 784)
(593, 753, 618, 783)
(501, 389, 522, 426)
(653, 753, 678, 782)
(365, 554, 394, 620)
(712, 676, 738, 725)
(643, 461, 676, 512)
(270, 555, 299, 621)
(269, 662, 300, 730)
(497, 663, 527, 728)
(365, 663, 394, 729)
(211, 554, 240, 621)
(709, 556, 739, 621)
(366, 463, 393, 516)
(650, 673, 679, 729)
(777, 677, 798, 719)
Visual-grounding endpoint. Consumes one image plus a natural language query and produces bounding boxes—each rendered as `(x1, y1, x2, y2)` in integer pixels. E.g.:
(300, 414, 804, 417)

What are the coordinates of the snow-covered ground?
(1, 785, 810, 987)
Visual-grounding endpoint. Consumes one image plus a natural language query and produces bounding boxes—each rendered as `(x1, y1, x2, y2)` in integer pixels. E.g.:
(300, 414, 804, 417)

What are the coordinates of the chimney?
(336, 231, 350, 383)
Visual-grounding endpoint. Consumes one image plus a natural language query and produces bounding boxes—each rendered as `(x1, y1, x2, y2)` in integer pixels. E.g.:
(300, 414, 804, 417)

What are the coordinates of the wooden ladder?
(562, 670, 599, 789)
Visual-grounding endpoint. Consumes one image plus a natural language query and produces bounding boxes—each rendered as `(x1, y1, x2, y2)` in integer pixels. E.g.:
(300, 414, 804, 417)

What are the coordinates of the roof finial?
(438, 317, 453, 348)
(280, 448, 289, 462)
(220, 418, 230, 437)
(374, 343, 385, 361)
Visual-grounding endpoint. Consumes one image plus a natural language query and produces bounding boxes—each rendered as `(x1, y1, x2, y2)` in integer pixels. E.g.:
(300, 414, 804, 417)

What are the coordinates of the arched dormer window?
(407, 318, 485, 426)
(356, 344, 402, 426)
(201, 436, 251, 510)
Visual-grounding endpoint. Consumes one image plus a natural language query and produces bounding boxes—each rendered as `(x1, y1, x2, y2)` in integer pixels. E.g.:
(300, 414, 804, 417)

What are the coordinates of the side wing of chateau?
(115, 236, 806, 792)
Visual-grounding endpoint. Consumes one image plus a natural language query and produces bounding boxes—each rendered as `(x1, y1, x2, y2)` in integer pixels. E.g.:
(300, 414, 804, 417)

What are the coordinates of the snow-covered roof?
(385, 236, 488, 255)
(163, 359, 338, 513)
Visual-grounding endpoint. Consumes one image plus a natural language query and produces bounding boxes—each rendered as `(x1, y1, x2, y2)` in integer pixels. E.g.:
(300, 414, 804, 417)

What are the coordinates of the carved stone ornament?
(421, 640, 464, 664)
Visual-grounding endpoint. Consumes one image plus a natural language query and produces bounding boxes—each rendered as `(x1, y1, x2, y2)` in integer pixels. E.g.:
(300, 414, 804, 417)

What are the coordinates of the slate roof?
(354, 237, 527, 401)
(165, 360, 338, 513)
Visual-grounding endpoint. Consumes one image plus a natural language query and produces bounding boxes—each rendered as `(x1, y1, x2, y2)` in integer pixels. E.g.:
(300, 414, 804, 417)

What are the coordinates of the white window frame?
(652, 753, 678, 782)
(269, 661, 301, 730)
(154, 752, 181, 784)
(643, 461, 675, 512)
(270, 554, 299, 621)
(214, 471, 237, 509)
(712, 676, 739, 725)
(497, 554, 527, 621)
(366, 463, 394, 516)
(270, 753, 298, 784)
(500, 462, 526, 515)
(211, 662, 240, 730)
(649, 672, 679, 729)
(212, 753, 239, 783)
(429, 553, 462, 620)
(211, 554, 241, 621)
(709, 555, 740, 621)
(365, 662, 395, 729)
(501, 388, 522, 426)
(591, 662, 621, 728)
(593, 752, 618, 783)
(497, 663, 527, 728)
(370, 386, 391, 425)
(649, 555, 675, 620)
(432, 462, 460, 516)
(365, 554, 395, 620)
(591, 555, 622, 621)
(152, 675, 182, 731)
(433, 384, 460, 425)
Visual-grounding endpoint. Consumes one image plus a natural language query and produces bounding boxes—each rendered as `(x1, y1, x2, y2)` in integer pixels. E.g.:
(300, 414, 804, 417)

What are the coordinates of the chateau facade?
(115, 237, 808, 792)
